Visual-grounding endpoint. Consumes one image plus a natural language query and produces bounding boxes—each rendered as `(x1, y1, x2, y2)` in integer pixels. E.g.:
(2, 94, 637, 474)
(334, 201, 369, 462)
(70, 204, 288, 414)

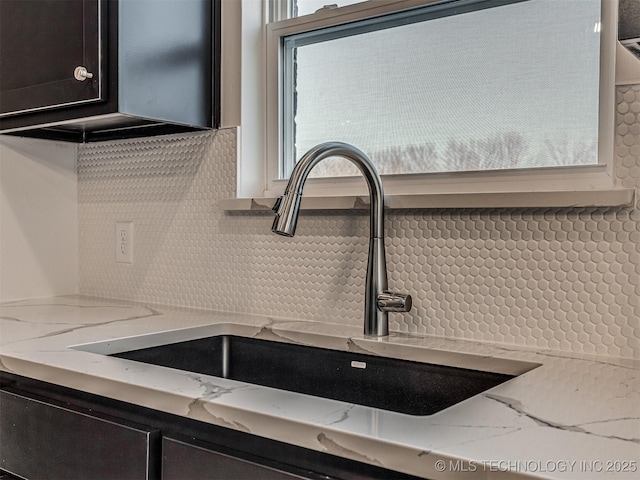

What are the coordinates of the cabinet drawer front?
(0, 390, 158, 480)
(162, 437, 311, 480)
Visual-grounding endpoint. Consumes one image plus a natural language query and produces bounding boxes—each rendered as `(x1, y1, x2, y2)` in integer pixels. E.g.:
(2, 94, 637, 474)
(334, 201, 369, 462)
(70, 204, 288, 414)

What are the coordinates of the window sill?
(220, 189, 635, 212)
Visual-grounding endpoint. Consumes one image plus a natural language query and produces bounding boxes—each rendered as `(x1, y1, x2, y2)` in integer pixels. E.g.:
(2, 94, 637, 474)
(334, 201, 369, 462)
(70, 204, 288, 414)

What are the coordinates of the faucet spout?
(272, 142, 412, 336)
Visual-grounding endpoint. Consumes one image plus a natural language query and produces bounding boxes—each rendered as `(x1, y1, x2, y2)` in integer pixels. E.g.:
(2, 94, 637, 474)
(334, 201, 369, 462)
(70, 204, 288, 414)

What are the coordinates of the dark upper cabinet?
(0, 0, 103, 117)
(0, 0, 219, 142)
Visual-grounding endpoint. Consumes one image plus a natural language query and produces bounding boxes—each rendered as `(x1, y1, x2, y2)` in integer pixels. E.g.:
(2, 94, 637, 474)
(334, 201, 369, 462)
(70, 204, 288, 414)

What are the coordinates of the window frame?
(263, 0, 618, 198)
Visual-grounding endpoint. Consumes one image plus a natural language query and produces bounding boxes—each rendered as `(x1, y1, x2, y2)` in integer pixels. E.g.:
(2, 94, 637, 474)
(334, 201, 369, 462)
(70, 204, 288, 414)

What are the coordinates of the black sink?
(111, 335, 516, 416)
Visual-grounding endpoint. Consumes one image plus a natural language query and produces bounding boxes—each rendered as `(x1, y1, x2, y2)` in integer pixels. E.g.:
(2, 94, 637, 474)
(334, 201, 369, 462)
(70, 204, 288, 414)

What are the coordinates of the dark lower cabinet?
(0, 373, 422, 480)
(162, 437, 311, 480)
(0, 390, 159, 480)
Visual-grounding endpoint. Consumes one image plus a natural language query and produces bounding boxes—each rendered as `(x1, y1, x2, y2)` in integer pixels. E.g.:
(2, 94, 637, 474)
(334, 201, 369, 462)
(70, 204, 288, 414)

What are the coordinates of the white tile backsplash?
(77, 85, 640, 360)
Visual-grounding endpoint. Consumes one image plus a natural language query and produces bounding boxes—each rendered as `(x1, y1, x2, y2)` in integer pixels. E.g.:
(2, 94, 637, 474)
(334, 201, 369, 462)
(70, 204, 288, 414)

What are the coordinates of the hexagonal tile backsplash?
(78, 86, 640, 360)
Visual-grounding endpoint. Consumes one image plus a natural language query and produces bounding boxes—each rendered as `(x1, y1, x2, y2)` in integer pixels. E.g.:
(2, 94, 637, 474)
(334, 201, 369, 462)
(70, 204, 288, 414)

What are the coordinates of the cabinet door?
(0, 390, 159, 480)
(0, 0, 103, 117)
(162, 437, 316, 480)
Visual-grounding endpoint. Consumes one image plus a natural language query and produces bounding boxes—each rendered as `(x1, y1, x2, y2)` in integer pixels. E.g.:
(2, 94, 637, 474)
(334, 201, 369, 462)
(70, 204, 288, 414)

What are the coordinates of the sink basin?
(110, 335, 520, 416)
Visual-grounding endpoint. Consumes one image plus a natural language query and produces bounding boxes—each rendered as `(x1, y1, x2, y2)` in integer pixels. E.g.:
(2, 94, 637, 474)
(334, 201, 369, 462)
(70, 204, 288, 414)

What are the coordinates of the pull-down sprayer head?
(271, 191, 302, 237)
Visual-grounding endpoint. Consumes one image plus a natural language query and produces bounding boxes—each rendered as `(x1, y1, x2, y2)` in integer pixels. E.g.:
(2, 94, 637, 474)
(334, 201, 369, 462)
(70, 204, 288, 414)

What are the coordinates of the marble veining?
(483, 393, 640, 444)
(1, 296, 639, 480)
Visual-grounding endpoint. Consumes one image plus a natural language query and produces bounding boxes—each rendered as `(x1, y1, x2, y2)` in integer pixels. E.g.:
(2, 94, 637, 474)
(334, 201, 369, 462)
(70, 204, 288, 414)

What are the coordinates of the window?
(262, 0, 617, 197)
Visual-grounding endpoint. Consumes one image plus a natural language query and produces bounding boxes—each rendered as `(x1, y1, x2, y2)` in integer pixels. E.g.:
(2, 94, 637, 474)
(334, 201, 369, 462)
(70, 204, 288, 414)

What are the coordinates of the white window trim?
(232, 0, 620, 201)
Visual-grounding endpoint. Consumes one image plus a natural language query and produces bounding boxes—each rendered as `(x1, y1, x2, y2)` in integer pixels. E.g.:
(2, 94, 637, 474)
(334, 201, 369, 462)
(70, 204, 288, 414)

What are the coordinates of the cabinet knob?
(74, 66, 94, 81)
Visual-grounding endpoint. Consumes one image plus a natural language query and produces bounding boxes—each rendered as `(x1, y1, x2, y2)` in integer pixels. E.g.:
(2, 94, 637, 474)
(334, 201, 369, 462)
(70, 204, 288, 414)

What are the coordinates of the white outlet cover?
(116, 222, 133, 264)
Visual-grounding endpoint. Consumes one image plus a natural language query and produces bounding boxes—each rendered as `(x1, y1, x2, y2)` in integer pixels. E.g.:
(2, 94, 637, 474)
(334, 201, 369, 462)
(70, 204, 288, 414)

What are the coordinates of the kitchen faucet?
(271, 142, 412, 336)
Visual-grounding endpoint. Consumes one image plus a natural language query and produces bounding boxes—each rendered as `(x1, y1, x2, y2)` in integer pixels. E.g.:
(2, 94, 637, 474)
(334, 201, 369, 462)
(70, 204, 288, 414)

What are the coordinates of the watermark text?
(434, 459, 638, 474)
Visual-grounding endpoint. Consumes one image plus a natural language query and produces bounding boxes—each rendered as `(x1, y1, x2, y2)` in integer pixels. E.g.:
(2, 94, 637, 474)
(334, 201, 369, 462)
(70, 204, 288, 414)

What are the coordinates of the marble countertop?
(1, 296, 638, 480)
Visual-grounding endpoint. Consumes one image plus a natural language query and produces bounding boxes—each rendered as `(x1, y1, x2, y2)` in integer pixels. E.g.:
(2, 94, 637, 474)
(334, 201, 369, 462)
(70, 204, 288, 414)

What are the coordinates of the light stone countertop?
(0, 295, 638, 480)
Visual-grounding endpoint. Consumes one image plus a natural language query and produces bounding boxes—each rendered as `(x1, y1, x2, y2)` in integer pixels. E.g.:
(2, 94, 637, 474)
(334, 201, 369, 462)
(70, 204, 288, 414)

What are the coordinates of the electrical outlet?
(116, 222, 134, 264)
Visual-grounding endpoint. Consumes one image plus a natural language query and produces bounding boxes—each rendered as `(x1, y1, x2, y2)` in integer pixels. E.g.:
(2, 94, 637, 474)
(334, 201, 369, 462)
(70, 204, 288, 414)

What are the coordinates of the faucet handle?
(377, 291, 412, 312)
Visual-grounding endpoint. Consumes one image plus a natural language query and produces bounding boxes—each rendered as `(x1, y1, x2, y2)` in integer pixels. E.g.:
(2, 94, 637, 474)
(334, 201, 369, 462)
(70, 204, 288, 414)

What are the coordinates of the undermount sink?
(109, 335, 524, 416)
